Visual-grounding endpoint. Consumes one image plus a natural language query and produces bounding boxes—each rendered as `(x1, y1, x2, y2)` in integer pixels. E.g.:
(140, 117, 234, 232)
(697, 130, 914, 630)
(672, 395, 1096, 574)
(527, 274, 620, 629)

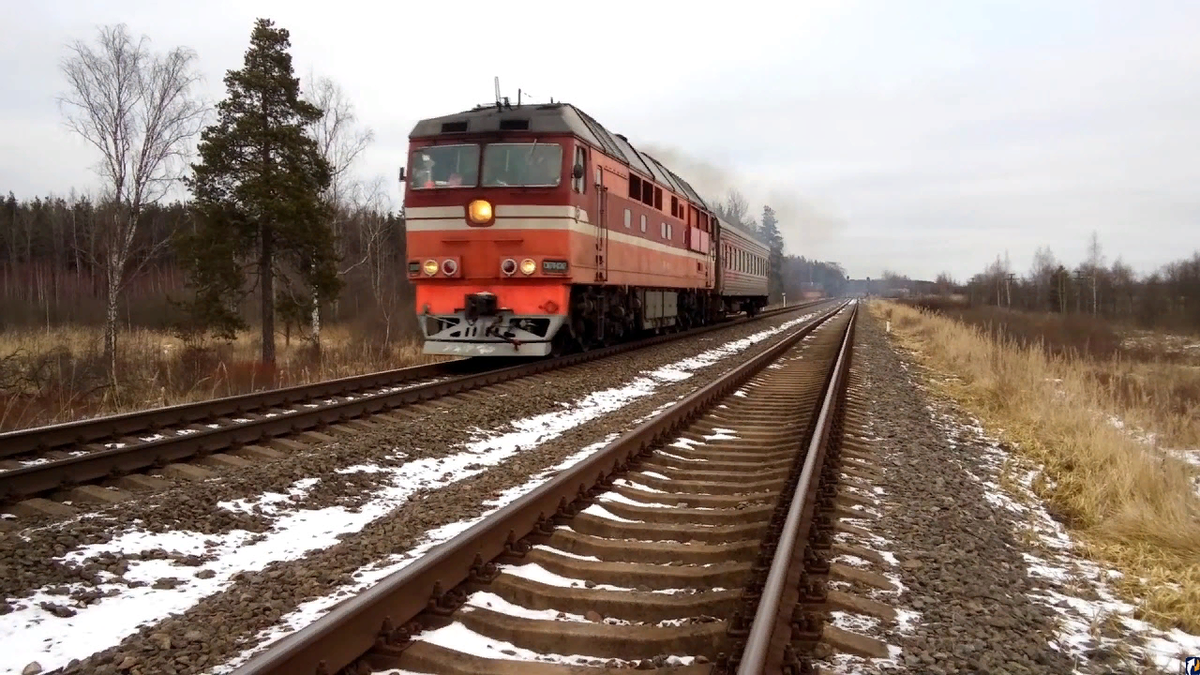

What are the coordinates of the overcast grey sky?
(3, 0, 1198, 281)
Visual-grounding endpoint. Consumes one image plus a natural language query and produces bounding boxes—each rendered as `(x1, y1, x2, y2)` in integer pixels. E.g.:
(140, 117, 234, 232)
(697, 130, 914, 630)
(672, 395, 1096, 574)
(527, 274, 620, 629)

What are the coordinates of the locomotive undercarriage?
(552, 285, 721, 356)
(421, 286, 767, 358)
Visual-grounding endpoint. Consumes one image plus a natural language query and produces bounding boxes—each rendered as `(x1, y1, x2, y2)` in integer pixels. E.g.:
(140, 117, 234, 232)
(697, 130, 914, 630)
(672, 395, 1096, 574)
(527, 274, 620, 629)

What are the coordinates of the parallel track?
(0, 301, 830, 507)
(230, 300, 858, 675)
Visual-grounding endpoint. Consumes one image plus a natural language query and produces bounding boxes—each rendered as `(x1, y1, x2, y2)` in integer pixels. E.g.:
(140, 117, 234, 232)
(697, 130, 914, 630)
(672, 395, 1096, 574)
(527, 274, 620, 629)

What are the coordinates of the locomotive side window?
(481, 143, 562, 187)
(624, 208, 632, 228)
(572, 146, 586, 193)
(629, 175, 642, 201)
(641, 214, 647, 233)
(409, 144, 480, 189)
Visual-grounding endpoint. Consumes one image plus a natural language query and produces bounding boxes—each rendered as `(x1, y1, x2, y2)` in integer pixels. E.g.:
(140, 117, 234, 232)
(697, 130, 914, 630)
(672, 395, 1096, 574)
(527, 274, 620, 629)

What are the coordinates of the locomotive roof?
(410, 101, 770, 249)
(411, 103, 713, 205)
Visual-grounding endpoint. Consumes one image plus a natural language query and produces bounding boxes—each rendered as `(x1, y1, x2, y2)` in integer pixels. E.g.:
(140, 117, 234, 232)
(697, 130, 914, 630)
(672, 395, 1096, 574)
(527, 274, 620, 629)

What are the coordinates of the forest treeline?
(0, 191, 412, 337)
(0, 189, 848, 330)
(876, 233, 1200, 331)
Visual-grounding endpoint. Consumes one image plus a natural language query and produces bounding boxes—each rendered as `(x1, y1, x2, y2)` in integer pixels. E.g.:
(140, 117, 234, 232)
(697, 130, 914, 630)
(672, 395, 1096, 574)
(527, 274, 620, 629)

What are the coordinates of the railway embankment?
(869, 300, 1200, 673)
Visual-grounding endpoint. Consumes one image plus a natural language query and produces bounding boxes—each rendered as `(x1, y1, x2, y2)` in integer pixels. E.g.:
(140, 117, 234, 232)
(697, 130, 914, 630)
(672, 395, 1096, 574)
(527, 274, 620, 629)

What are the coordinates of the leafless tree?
(722, 189, 751, 227)
(58, 23, 205, 384)
(1083, 230, 1106, 314)
(934, 272, 956, 295)
(302, 72, 375, 348)
(1029, 246, 1058, 311)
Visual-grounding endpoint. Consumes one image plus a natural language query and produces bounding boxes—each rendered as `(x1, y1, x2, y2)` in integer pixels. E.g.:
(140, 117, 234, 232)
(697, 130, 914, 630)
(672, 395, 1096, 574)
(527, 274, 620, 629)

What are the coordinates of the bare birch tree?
(59, 23, 205, 384)
(302, 73, 375, 348)
(1084, 230, 1105, 314)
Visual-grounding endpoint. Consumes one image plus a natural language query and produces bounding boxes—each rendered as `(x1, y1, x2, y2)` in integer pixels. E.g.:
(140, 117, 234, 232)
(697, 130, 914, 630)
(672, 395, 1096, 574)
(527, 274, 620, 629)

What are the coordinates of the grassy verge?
(0, 325, 440, 432)
(872, 300, 1200, 633)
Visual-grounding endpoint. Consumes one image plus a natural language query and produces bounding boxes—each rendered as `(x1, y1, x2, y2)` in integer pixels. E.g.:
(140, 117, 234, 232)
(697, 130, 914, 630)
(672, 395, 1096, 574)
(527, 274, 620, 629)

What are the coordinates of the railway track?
(227, 300, 890, 675)
(0, 301, 829, 519)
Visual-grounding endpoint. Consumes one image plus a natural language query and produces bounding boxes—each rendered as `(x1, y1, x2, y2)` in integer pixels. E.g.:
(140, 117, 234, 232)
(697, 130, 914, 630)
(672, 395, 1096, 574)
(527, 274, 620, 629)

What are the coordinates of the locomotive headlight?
(500, 258, 517, 276)
(468, 199, 493, 224)
(423, 259, 438, 276)
(519, 258, 536, 275)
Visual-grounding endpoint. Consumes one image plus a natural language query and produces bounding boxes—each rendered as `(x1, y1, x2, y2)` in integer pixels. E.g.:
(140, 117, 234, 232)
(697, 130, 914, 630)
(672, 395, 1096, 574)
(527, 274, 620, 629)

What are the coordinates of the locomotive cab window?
(410, 144, 480, 189)
(481, 143, 562, 187)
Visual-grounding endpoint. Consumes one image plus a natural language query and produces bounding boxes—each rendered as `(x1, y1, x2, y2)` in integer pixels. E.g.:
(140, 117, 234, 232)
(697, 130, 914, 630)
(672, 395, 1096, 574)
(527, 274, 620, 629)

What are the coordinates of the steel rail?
(229, 301, 850, 675)
(736, 301, 857, 675)
(0, 360, 471, 459)
(0, 300, 831, 501)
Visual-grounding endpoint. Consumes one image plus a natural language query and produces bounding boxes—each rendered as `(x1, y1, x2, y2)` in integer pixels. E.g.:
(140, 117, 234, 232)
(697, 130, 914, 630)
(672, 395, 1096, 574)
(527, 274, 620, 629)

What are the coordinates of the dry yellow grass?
(872, 300, 1200, 633)
(0, 325, 442, 431)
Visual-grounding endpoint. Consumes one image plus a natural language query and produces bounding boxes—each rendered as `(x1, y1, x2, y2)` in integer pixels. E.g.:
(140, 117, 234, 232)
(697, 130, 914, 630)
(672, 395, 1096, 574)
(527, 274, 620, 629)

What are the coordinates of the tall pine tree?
(760, 205, 785, 303)
(179, 18, 340, 364)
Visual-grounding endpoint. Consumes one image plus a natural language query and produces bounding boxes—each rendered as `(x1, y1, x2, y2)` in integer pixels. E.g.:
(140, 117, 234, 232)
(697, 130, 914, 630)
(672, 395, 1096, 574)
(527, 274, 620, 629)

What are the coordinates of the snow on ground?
(409, 621, 697, 669)
(822, 419, 915, 673)
(925, 404, 1200, 674)
(0, 314, 813, 674)
(205, 317, 831, 672)
(1037, 377, 1199, 499)
(1105, 414, 1200, 499)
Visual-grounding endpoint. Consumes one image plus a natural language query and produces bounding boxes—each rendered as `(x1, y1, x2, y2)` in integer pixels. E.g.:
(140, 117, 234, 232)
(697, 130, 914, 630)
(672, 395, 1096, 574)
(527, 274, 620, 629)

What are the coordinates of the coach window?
(572, 146, 586, 193)
(624, 209, 631, 228)
(641, 214, 647, 233)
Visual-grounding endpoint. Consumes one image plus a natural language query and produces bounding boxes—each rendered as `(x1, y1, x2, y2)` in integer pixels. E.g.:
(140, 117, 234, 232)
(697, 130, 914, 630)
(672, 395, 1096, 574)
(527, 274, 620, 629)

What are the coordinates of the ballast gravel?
(0, 305, 834, 675)
(827, 309, 1106, 675)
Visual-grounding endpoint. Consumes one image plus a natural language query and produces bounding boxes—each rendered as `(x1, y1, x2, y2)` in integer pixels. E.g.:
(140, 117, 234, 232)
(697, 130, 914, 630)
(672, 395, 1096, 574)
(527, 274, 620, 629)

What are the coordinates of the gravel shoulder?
(0, 306, 830, 675)
(854, 304, 1200, 674)
(815, 307, 1102, 675)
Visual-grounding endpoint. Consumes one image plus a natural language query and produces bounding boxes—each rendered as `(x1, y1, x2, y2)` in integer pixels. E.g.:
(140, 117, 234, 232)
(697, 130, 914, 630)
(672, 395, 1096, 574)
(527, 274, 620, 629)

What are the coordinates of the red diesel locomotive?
(402, 100, 769, 357)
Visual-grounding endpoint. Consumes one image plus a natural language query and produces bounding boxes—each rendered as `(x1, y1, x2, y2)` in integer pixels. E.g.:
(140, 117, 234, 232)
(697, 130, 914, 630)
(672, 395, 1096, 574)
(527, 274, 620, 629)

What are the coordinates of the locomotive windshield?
(481, 143, 562, 187)
(410, 144, 479, 189)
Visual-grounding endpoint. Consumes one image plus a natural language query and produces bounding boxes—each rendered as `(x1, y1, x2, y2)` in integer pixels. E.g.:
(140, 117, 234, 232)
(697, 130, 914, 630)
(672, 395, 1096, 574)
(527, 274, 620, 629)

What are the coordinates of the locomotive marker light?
(468, 199, 493, 224)
(501, 258, 517, 276)
(442, 259, 458, 276)
(519, 258, 536, 275)
(423, 259, 438, 276)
